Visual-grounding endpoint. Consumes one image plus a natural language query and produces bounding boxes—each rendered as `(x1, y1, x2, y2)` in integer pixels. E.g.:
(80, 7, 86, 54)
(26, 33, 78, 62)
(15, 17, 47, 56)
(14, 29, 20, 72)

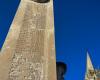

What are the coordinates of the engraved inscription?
(8, 4, 47, 80)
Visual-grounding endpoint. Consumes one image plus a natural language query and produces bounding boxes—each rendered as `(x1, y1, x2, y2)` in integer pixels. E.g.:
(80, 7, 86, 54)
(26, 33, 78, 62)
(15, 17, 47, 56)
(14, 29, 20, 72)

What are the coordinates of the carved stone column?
(0, 0, 57, 80)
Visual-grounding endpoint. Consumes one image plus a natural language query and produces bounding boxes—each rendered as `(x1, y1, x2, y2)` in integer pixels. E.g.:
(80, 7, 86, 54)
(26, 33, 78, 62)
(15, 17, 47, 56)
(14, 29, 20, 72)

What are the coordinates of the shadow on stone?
(32, 0, 50, 3)
(56, 62, 67, 80)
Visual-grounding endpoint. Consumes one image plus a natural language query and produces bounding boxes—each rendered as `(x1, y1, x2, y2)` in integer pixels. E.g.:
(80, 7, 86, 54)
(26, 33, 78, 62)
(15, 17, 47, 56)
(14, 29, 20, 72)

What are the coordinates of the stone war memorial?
(0, 0, 57, 80)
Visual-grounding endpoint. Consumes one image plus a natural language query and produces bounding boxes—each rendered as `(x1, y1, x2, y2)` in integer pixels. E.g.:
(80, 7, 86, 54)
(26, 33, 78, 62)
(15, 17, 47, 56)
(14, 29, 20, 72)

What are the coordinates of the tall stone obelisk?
(85, 52, 97, 80)
(0, 0, 57, 80)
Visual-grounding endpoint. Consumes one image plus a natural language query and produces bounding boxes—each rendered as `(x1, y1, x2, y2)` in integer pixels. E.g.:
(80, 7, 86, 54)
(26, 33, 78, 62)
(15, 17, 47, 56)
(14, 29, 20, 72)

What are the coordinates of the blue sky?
(0, 0, 100, 80)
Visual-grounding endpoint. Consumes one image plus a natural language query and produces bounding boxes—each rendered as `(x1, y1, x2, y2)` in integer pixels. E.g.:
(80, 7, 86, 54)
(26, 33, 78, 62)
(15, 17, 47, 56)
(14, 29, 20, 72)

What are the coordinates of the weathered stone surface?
(0, 0, 56, 80)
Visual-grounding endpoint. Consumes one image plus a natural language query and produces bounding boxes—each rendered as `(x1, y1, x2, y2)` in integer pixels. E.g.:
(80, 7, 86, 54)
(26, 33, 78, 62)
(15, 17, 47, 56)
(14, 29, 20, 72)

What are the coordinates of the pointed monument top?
(87, 51, 94, 71)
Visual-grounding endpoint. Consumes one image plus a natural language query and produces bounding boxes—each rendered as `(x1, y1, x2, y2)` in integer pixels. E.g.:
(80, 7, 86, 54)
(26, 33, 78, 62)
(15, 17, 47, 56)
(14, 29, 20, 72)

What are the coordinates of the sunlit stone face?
(90, 79, 94, 80)
(32, 0, 50, 3)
